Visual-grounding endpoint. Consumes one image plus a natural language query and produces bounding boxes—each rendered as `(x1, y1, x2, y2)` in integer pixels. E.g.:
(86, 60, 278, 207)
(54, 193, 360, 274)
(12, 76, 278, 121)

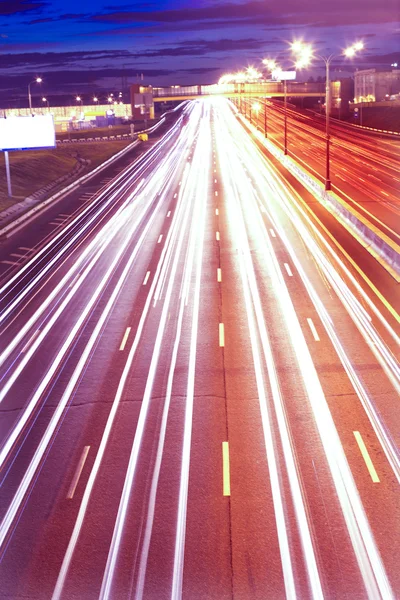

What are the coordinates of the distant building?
(330, 78, 354, 116)
(354, 68, 400, 102)
(130, 84, 154, 120)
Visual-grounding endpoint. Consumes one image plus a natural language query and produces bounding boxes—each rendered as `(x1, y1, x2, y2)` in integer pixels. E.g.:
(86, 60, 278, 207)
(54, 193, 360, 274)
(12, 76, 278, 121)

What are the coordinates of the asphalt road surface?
(0, 97, 399, 600)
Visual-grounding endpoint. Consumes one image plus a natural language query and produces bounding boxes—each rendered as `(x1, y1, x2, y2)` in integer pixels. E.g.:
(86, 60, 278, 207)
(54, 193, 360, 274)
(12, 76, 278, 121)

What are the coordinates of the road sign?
(272, 70, 296, 81)
(0, 114, 55, 151)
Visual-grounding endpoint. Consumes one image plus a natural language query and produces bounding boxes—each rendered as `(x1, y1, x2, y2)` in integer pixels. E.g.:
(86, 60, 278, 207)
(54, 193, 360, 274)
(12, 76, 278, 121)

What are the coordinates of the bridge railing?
(152, 82, 325, 98)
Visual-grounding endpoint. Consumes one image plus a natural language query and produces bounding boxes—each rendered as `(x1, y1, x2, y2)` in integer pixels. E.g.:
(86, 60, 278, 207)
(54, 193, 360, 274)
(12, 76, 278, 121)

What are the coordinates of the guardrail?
(235, 107, 400, 281)
(0, 108, 175, 238)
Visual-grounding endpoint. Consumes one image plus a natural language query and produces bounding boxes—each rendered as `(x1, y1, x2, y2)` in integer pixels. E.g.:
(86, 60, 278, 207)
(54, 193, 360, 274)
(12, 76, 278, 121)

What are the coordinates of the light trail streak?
(52, 105, 204, 600)
(217, 99, 395, 598)
(227, 98, 400, 480)
(171, 110, 209, 599)
(0, 107, 197, 386)
(0, 167, 175, 551)
(98, 104, 207, 600)
(0, 113, 201, 559)
(0, 118, 184, 313)
(217, 113, 323, 598)
(0, 156, 176, 403)
(134, 110, 210, 599)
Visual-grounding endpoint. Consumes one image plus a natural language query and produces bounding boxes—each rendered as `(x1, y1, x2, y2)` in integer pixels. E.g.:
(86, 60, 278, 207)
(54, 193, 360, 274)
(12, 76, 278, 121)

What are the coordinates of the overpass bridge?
(151, 82, 326, 102)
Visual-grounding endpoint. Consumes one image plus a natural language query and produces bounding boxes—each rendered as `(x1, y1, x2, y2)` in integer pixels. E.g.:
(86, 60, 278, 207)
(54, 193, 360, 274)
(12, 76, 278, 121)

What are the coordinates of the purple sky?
(0, 0, 399, 106)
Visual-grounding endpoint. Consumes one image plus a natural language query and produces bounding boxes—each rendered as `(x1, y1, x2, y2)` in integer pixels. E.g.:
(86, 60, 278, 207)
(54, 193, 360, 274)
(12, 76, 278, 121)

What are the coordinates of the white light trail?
(216, 98, 395, 598)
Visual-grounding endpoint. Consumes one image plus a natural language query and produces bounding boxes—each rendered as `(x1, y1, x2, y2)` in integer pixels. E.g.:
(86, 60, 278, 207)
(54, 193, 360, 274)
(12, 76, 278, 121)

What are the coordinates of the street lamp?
(291, 40, 364, 190)
(251, 102, 260, 128)
(264, 59, 291, 154)
(28, 77, 42, 112)
(263, 99, 269, 138)
(76, 96, 83, 106)
(42, 97, 49, 110)
(93, 96, 99, 104)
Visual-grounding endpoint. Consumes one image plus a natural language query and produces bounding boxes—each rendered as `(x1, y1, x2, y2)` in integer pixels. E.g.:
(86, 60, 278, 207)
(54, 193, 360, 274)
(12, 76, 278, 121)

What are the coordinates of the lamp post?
(251, 102, 261, 130)
(263, 59, 289, 151)
(283, 79, 288, 154)
(292, 40, 363, 191)
(28, 77, 42, 112)
(93, 96, 99, 104)
(76, 96, 83, 107)
(42, 97, 49, 112)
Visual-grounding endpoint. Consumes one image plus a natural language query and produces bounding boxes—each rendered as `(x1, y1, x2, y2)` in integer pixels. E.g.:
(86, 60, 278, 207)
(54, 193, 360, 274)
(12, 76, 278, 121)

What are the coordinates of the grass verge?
(0, 140, 132, 212)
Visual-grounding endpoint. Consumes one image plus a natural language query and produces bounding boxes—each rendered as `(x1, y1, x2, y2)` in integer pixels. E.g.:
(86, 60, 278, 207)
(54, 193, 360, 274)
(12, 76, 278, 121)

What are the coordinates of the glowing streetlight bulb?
(354, 42, 364, 51)
(291, 41, 303, 53)
(36, 77, 42, 83)
(93, 96, 98, 102)
(344, 47, 356, 57)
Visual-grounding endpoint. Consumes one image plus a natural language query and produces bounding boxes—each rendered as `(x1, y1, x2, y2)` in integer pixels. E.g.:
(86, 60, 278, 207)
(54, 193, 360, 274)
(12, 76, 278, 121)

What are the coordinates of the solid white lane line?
(219, 323, 225, 347)
(143, 271, 150, 285)
(270, 229, 276, 238)
(171, 136, 208, 598)
(380, 190, 389, 197)
(21, 330, 41, 354)
(232, 109, 393, 596)
(157, 234, 163, 244)
(69, 273, 81, 289)
(219, 117, 323, 598)
(307, 318, 320, 341)
(50, 123, 195, 600)
(119, 327, 131, 351)
(67, 446, 90, 499)
(222, 442, 231, 496)
(284, 263, 293, 277)
(216, 231, 220, 241)
(0, 132, 188, 559)
(217, 268, 222, 282)
(353, 432, 380, 483)
(99, 131, 204, 599)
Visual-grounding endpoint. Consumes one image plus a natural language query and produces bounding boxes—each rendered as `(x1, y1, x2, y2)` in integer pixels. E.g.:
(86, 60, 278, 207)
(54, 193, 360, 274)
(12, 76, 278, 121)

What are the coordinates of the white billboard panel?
(271, 70, 297, 81)
(0, 114, 56, 151)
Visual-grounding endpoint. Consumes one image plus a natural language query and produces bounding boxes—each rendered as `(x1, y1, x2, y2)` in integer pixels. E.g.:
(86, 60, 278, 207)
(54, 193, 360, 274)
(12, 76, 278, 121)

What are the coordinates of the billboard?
(271, 70, 297, 81)
(0, 114, 56, 151)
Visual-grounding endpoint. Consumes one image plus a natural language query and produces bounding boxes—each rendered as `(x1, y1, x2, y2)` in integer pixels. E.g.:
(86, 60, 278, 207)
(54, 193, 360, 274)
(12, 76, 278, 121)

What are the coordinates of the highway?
(239, 96, 400, 245)
(0, 97, 399, 599)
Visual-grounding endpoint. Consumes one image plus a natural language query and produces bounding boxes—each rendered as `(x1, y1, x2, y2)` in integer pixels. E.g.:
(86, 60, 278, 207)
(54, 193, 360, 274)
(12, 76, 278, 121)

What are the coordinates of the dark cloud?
(27, 12, 88, 24)
(89, 0, 399, 28)
(140, 38, 273, 58)
(0, 0, 48, 16)
(0, 49, 133, 70)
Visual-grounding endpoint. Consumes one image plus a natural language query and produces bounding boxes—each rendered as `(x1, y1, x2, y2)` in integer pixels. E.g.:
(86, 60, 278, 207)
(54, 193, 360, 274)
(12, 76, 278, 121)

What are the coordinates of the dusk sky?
(0, 0, 399, 106)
